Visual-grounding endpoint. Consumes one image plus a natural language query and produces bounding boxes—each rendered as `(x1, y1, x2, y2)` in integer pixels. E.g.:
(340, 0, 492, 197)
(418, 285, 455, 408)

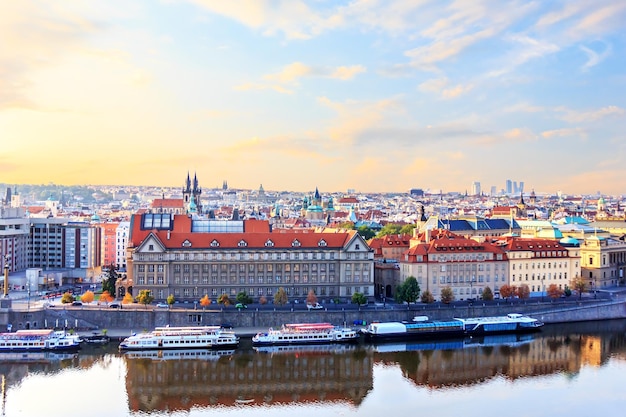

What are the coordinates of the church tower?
(183, 172, 202, 214)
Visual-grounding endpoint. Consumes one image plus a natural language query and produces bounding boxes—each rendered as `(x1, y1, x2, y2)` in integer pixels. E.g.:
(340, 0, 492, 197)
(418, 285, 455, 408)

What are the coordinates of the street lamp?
(3, 255, 9, 298)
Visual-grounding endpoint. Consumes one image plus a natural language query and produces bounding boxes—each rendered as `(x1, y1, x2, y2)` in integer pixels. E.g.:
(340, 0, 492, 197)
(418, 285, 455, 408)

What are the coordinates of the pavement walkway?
(78, 326, 267, 340)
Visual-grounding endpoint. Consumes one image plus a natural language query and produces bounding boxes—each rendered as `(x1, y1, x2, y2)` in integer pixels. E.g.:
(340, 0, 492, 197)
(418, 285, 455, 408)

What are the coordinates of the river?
(1, 320, 625, 417)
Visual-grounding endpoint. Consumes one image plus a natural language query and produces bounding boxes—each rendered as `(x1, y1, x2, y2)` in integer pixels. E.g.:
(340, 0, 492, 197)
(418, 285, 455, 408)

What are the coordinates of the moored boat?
(252, 323, 358, 346)
(360, 316, 465, 342)
(119, 325, 239, 351)
(455, 313, 544, 335)
(360, 313, 543, 342)
(0, 329, 81, 352)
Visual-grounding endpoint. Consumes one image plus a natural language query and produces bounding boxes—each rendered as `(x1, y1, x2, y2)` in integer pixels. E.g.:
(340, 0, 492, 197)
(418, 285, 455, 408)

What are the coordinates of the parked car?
(71, 301, 83, 306)
(235, 303, 247, 310)
(155, 303, 169, 308)
(109, 302, 122, 309)
(307, 303, 323, 310)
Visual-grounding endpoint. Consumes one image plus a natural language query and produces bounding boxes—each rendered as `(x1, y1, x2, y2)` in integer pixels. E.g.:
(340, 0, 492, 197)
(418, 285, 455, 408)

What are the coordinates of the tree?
(399, 224, 416, 236)
(102, 264, 118, 297)
(136, 289, 154, 307)
(547, 284, 563, 299)
(356, 225, 376, 240)
(217, 294, 231, 306)
(420, 290, 435, 303)
(200, 295, 211, 309)
(375, 223, 403, 238)
(167, 294, 175, 306)
(563, 285, 572, 297)
(499, 284, 516, 299)
(259, 296, 268, 305)
(306, 290, 318, 306)
(518, 284, 530, 299)
(481, 286, 494, 301)
(99, 290, 114, 304)
(61, 292, 74, 304)
(395, 276, 420, 304)
(571, 276, 587, 299)
(273, 287, 288, 306)
(80, 290, 95, 304)
(122, 292, 134, 304)
(236, 291, 253, 306)
(351, 292, 367, 305)
(440, 286, 455, 304)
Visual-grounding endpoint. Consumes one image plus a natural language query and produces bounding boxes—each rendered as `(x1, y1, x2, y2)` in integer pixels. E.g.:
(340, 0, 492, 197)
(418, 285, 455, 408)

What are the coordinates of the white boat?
(0, 329, 81, 352)
(118, 325, 239, 351)
(455, 313, 544, 335)
(252, 323, 359, 346)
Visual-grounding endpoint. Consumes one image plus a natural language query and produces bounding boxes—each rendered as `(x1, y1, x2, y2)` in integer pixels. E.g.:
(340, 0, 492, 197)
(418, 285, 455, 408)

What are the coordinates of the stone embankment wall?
(7, 299, 626, 332)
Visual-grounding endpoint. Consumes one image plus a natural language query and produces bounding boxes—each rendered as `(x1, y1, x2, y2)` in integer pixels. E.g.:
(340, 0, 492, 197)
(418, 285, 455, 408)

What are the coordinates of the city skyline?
(2, 1, 625, 195)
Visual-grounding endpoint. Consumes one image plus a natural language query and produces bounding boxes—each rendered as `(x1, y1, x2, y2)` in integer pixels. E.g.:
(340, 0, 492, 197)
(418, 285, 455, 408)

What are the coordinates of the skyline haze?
(2, 1, 625, 195)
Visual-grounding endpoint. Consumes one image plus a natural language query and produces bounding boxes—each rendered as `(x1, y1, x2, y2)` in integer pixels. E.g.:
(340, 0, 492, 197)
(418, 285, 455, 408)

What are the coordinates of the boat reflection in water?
(124, 348, 235, 361)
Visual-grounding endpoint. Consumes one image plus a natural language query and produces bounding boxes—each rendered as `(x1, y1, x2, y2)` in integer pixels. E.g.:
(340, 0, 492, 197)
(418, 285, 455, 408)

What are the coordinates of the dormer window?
(291, 239, 301, 247)
(210, 239, 220, 247)
(237, 239, 247, 247)
(265, 239, 274, 247)
(318, 239, 327, 247)
(182, 240, 192, 248)
(355, 244, 360, 250)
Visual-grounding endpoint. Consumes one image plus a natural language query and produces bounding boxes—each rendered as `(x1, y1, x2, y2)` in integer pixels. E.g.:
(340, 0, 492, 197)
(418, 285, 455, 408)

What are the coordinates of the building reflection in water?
(124, 344, 373, 412)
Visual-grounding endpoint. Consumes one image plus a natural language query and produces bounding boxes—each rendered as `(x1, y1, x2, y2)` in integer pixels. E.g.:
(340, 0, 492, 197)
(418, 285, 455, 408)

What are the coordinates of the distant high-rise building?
(490, 186, 496, 196)
(410, 189, 424, 197)
(519, 181, 525, 193)
(471, 181, 481, 196)
(506, 180, 513, 195)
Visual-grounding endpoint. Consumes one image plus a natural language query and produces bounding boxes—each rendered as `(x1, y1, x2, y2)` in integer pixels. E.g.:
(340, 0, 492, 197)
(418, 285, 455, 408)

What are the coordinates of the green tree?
(375, 223, 403, 238)
(420, 290, 435, 303)
(399, 224, 416, 236)
(236, 291, 253, 306)
(563, 285, 572, 297)
(102, 264, 118, 297)
(351, 292, 367, 305)
(440, 286, 455, 304)
(136, 289, 154, 307)
(166, 294, 175, 306)
(395, 276, 420, 304)
(481, 286, 494, 301)
(356, 225, 376, 240)
(273, 287, 288, 306)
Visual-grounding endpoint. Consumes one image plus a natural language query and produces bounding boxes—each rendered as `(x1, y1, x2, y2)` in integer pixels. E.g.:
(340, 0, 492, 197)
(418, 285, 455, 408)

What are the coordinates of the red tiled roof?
(129, 214, 352, 249)
(151, 198, 184, 208)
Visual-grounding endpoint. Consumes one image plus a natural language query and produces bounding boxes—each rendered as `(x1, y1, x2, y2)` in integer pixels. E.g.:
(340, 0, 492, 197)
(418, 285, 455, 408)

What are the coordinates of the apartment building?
(400, 229, 508, 301)
(579, 235, 626, 289)
(0, 207, 29, 272)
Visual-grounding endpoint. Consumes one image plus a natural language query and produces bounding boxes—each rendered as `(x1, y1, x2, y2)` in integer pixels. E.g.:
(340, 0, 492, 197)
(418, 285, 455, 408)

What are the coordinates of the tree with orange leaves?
(200, 294, 211, 309)
(99, 290, 114, 304)
(80, 290, 95, 304)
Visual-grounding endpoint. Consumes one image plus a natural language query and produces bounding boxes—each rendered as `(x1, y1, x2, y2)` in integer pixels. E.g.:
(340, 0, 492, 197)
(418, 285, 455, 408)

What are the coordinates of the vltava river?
(2, 320, 625, 417)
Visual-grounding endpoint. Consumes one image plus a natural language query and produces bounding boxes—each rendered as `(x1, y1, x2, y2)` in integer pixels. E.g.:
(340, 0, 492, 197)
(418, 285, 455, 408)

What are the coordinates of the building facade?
(579, 235, 626, 289)
(400, 230, 508, 301)
(0, 207, 29, 273)
(127, 213, 374, 302)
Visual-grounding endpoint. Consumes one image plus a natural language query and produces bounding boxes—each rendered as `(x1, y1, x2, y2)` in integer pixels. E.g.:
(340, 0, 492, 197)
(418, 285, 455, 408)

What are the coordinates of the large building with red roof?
(126, 213, 374, 303)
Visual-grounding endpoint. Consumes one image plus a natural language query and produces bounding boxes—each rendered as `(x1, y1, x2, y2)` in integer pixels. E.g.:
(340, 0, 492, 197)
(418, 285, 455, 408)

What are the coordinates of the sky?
(1, 0, 625, 196)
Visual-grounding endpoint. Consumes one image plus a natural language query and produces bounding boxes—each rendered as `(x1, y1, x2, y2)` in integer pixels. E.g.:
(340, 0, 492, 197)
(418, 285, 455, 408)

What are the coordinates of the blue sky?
(1, 0, 625, 195)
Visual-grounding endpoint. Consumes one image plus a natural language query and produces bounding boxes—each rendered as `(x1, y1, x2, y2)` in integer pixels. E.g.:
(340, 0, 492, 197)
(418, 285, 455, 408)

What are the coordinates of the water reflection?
(1, 320, 625, 415)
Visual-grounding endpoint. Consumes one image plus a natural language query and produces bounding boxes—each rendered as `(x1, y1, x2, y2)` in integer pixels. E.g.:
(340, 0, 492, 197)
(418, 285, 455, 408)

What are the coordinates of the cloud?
(487, 35, 559, 77)
(238, 62, 366, 94)
(541, 127, 587, 139)
(556, 105, 625, 123)
(418, 77, 473, 99)
(579, 44, 611, 72)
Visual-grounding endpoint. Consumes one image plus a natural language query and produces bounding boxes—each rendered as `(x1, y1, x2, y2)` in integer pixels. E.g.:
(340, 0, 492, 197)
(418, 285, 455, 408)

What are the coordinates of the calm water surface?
(2, 320, 625, 417)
